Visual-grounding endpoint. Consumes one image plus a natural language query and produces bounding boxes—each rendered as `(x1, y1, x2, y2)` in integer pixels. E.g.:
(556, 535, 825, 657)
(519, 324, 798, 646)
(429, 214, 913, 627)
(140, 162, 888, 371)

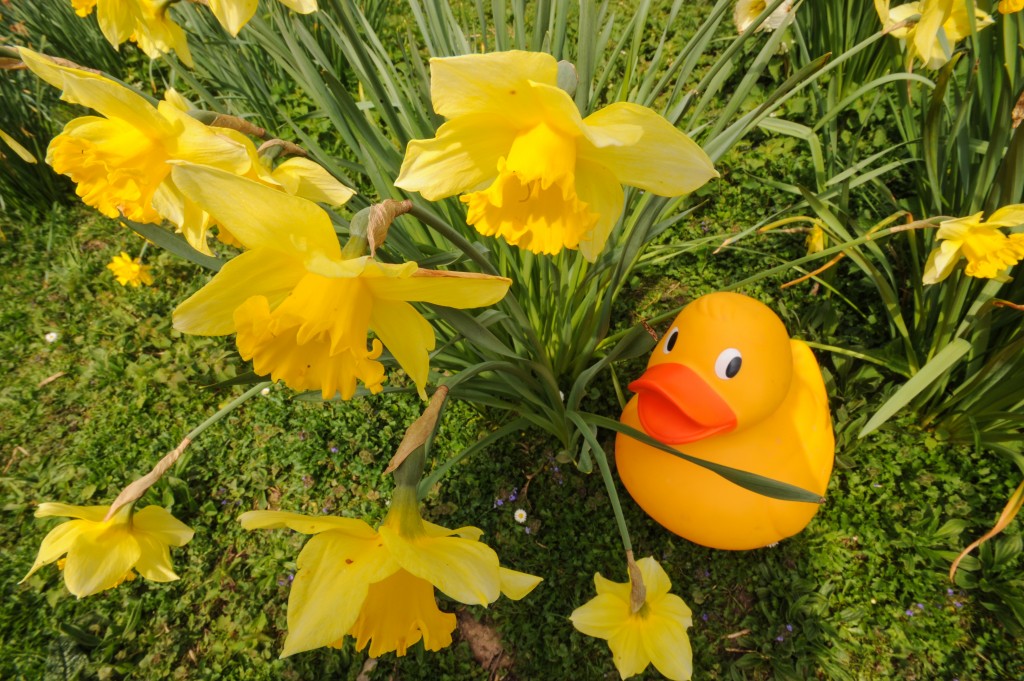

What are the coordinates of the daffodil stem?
(184, 382, 271, 441)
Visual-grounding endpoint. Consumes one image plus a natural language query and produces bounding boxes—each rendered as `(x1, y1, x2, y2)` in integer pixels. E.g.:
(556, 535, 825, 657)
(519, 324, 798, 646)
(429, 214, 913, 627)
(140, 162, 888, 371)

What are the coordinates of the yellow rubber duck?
(616, 292, 834, 550)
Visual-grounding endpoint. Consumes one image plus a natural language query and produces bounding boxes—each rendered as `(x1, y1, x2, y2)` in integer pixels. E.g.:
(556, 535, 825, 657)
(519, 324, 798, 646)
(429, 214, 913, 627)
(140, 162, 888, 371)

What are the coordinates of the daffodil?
(734, 0, 794, 33)
(999, 0, 1024, 13)
(19, 48, 252, 253)
(875, 0, 993, 69)
(107, 251, 155, 287)
(69, 0, 193, 66)
(570, 557, 693, 681)
(0, 127, 37, 164)
(240, 485, 541, 657)
(395, 51, 718, 261)
(923, 205, 1024, 283)
(21, 502, 194, 598)
(170, 163, 512, 399)
(208, 0, 318, 36)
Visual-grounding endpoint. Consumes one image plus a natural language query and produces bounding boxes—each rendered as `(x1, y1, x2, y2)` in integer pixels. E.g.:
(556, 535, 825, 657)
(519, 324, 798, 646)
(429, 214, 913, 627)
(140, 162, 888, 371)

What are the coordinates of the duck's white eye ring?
(715, 348, 742, 379)
(662, 327, 679, 354)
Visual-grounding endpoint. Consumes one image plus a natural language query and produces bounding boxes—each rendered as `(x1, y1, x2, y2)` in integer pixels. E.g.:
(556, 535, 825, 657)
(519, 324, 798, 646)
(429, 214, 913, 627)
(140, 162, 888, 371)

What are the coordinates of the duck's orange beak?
(629, 363, 737, 445)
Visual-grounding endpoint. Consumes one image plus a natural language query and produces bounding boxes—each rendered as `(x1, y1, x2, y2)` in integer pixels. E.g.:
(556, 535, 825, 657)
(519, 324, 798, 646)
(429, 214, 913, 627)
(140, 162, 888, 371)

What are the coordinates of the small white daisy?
(260, 387, 271, 396)
(44, 332, 58, 344)
(514, 509, 527, 524)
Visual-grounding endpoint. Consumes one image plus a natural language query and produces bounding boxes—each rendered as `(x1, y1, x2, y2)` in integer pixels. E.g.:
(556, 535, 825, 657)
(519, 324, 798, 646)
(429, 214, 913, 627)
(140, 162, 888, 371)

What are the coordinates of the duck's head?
(629, 292, 794, 445)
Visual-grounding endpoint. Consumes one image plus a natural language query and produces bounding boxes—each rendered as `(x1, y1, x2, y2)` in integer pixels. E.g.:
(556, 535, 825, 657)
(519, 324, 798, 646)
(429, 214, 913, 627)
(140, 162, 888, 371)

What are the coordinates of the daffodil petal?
(607, 621, 651, 680)
(0, 128, 37, 163)
(63, 527, 141, 598)
(160, 104, 251, 176)
(381, 526, 501, 606)
(208, 0, 258, 36)
(922, 239, 963, 284)
(282, 531, 398, 657)
(170, 163, 341, 259)
(173, 248, 307, 336)
(21, 520, 87, 582)
(499, 567, 543, 600)
(642, 605, 694, 681)
(575, 160, 624, 262)
(277, 0, 319, 12)
(984, 204, 1024, 227)
(369, 299, 435, 398)
(423, 520, 485, 542)
(131, 506, 194, 547)
(366, 269, 511, 308)
(428, 51, 559, 121)
(636, 556, 673, 599)
(96, 0, 135, 45)
(594, 571, 632, 601)
(18, 49, 171, 137)
(239, 510, 377, 537)
(580, 102, 718, 195)
(34, 503, 108, 521)
(133, 534, 180, 582)
(350, 568, 457, 657)
(395, 114, 516, 200)
(570, 592, 627, 640)
(270, 157, 355, 206)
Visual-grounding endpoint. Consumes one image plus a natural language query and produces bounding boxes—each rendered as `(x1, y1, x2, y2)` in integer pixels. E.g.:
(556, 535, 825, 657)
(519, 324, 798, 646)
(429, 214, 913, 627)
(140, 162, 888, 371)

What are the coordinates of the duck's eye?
(714, 348, 742, 379)
(662, 327, 679, 354)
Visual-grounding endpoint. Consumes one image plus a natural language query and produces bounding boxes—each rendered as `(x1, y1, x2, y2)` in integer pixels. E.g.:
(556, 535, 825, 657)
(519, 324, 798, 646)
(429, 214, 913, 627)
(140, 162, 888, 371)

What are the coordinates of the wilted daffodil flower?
(923, 205, 1024, 283)
(875, 0, 993, 69)
(209, 0, 318, 36)
(21, 502, 194, 598)
(571, 557, 693, 681)
(396, 50, 718, 261)
(107, 251, 155, 287)
(733, 0, 794, 33)
(170, 163, 512, 400)
(240, 484, 542, 657)
(69, 0, 193, 66)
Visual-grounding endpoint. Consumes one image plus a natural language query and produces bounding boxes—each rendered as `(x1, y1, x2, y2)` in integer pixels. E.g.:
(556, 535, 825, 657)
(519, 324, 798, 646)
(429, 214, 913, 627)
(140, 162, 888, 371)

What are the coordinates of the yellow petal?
(569, 592, 628, 640)
(574, 160, 624, 262)
(366, 268, 511, 308)
(160, 103, 252, 176)
(96, 0, 136, 45)
(239, 510, 377, 537)
(395, 114, 516, 200)
(369, 299, 435, 398)
(423, 520, 484, 542)
(133, 534, 180, 582)
(635, 556, 673, 599)
(0, 128, 37, 163)
(428, 50, 559, 120)
(63, 526, 141, 597)
(34, 503, 109, 521)
(349, 568, 457, 657)
(642, 604, 694, 681)
(580, 102, 718, 196)
(607, 621, 651, 679)
(270, 157, 355, 206)
(922, 240, 962, 284)
(593, 571, 632, 601)
(380, 525, 501, 606)
(173, 248, 307, 336)
(21, 520, 88, 582)
(983, 204, 1024, 227)
(277, 0, 319, 12)
(131, 506, 194, 547)
(499, 567, 543, 600)
(208, 0, 259, 36)
(282, 530, 399, 657)
(18, 49, 171, 138)
(170, 163, 341, 260)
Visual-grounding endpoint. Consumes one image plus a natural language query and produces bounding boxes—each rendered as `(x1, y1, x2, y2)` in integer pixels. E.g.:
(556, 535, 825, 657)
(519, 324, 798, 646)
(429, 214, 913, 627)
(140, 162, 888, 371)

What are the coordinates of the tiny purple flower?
(701, 612, 709, 622)
(916, 603, 924, 610)
(494, 499, 504, 507)
(329, 446, 338, 453)
(775, 635, 785, 642)
(524, 527, 532, 534)
(947, 588, 954, 596)
(785, 624, 793, 632)
(954, 601, 963, 608)
(905, 609, 914, 616)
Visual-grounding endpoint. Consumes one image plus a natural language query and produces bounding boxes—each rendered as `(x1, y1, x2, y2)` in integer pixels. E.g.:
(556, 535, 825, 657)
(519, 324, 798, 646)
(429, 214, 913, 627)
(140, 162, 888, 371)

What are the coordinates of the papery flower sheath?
(875, 0, 993, 69)
(571, 557, 693, 680)
(240, 485, 541, 657)
(21, 502, 193, 598)
(107, 251, 155, 287)
(69, 0, 193, 66)
(733, 0, 794, 33)
(923, 205, 1024, 283)
(395, 50, 718, 261)
(170, 163, 511, 399)
(19, 48, 251, 253)
(209, 0, 318, 36)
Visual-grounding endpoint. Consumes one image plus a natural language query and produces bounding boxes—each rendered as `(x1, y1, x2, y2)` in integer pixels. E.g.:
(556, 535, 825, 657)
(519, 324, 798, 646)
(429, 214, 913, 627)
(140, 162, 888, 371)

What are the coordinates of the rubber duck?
(616, 292, 834, 550)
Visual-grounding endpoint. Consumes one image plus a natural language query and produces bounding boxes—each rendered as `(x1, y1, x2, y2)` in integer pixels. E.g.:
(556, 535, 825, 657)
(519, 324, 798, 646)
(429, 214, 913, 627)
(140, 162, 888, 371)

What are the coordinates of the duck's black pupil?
(726, 356, 742, 378)
(665, 331, 677, 352)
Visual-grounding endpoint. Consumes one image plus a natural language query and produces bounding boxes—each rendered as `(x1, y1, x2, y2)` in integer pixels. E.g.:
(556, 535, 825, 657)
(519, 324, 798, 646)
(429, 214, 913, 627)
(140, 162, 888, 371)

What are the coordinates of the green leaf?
(124, 219, 223, 272)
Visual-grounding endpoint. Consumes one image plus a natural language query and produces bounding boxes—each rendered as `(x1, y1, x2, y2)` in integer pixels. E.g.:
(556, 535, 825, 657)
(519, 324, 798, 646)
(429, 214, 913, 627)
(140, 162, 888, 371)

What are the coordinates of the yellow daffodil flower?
(0, 127, 37, 164)
(240, 485, 541, 657)
(571, 557, 693, 681)
(734, 0, 794, 33)
(395, 50, 718, 261)
(170, 163, 512, 399)
(69, 0, 193, 66)
(923, 205, 1024, 283)
(875, 0, 993, 69)
(19, 48, 252, 253)
(21, 502, 194, 598)
(1000, 0, 1024, 13)
(107, 251, 155, 287)
(208, 0, 318, 37)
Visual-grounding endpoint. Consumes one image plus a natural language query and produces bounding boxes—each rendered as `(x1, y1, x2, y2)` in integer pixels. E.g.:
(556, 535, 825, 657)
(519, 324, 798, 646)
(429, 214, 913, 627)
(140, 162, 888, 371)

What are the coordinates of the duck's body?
(615, 293, 834, 551)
